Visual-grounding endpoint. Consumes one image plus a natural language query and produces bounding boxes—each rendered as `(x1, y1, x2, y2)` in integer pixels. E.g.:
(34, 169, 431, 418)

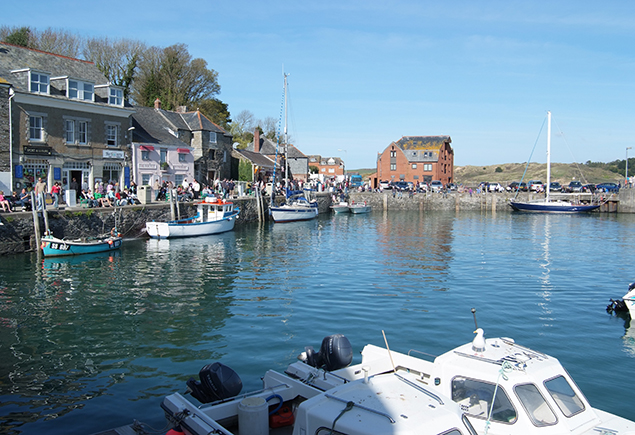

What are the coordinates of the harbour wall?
(0, 189, 632, 256)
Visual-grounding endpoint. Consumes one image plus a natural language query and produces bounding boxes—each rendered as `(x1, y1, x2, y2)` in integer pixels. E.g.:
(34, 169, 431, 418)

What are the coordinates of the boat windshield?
(544, 376, 585, 417)
(451, 376, 517, 423)
(514, 383, 557, 426)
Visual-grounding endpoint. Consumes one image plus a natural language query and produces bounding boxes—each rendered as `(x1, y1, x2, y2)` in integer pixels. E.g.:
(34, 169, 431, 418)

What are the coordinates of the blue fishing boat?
(41, 232, 122, 257)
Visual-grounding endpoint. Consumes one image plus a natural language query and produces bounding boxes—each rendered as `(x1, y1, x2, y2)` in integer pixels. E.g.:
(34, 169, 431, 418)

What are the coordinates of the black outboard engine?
(186, 362, 242, 404)
(303, 334, 353, 371)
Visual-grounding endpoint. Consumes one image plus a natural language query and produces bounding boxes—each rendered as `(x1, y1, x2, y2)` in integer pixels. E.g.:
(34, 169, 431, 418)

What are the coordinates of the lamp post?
(627, 147, 632, 187)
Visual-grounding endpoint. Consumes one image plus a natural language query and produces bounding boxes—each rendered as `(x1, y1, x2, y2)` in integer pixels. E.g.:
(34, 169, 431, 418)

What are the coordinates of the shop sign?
(103, 150, 125, 159)
(24, 146, 52, 156)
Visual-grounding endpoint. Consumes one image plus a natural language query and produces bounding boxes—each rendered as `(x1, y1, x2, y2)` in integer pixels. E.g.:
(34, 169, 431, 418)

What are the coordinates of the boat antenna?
(381, 330, 396, 373)
(471, 308, 478, 329)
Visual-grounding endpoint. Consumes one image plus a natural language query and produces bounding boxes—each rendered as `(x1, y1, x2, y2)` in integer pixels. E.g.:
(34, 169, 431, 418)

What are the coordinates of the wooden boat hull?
(271, 204, 318, 222)
(146, 211, 238, 239)
(42, 236, 122, 257)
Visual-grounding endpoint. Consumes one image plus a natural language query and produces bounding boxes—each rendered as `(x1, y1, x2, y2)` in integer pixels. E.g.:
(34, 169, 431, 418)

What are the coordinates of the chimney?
(254, 128, 260, 153)
(154, 98, 161, 110)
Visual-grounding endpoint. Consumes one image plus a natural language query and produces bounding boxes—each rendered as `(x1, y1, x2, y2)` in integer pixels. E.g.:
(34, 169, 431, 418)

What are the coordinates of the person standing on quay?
(34, 177, 47, 211)
(70, 177, 80, 202)
(192, 179, 200, 200)
(50, 182, 61, 209)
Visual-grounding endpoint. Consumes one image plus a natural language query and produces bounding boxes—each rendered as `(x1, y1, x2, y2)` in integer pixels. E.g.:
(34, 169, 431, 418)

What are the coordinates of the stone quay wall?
(0, 189, 632, 257)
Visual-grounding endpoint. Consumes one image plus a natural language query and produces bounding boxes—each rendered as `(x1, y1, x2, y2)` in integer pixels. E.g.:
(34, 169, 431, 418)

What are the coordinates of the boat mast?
(284, 73, 289, 196)
(546, 111, 551, 203)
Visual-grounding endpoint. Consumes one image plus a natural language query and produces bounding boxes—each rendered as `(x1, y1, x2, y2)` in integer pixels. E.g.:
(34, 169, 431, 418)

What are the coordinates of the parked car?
(566, 181, 583, 193)
(487, 182, 505, 192)
(430, 180, 443, 192)
(549, 182, 562, 192)
(507, 181, 528, 192)
(582, 183, 596, 193)
(446, 183, 457, 191)
(393, 181, 410, 191)
(596, 182, 620, 193)
(379, 180, 391, 190)
(528, 180, 544, 192)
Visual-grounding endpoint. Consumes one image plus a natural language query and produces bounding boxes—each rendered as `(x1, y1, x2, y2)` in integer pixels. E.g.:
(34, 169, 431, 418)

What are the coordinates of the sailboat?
(270, 73, 319, 223)
(509, 111, 601, 213)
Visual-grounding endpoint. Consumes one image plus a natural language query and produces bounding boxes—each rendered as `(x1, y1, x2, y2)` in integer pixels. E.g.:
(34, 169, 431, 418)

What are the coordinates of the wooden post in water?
(31, 192, 41, 252)
(170, 189, 176, 221)
(41, 193, 50, 234)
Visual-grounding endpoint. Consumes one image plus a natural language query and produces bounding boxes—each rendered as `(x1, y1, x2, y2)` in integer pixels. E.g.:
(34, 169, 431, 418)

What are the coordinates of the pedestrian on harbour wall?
(192, 179, 200, 199)
(50, 182, 61, 209)
(34, 177, 47, 210)
(70, 177, 80, 201)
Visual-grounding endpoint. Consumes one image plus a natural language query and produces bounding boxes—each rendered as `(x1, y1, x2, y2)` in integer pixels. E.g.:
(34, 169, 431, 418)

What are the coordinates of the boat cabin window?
(514, 383, 557, 426)
(451, 376, 517, 423)
(544, 375, 585, 417)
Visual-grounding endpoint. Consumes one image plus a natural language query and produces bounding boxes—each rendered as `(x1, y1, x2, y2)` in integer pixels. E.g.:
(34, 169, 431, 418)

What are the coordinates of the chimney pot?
(154, 98, 161, 110)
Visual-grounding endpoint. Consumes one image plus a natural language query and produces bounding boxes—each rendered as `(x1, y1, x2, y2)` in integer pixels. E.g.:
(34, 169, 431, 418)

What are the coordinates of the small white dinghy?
(161, 325, 635, 435)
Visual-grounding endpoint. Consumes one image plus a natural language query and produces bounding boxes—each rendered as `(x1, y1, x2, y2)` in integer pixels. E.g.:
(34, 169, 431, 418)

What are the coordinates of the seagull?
(472, 328, 486, 353)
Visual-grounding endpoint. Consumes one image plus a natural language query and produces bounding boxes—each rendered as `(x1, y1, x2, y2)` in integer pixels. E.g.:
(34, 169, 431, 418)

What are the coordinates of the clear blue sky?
(4, 1, 634, 169)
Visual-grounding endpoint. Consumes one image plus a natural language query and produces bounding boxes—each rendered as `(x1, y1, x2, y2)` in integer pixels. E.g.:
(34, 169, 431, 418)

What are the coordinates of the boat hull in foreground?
(41, 235, 122, 257)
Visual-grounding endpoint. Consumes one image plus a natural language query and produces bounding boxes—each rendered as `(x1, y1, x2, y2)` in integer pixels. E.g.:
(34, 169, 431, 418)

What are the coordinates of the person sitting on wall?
(0, 191, 13, 212)
(14, 188, 31, 211)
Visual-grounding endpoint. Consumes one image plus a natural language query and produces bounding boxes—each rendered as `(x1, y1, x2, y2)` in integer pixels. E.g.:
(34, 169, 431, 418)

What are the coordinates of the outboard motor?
(186, 362, 242, 404)
(303, 334, 353, 371)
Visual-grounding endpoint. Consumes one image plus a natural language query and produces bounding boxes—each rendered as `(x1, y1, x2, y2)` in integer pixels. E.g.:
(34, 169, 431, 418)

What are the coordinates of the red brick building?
(307, 155, 345, 180)
(375, 136, 454, 187)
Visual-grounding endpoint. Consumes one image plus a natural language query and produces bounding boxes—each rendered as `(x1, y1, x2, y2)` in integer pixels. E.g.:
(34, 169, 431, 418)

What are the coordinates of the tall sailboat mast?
(284, 73, 289, 193)
(546, 111, 551, 203)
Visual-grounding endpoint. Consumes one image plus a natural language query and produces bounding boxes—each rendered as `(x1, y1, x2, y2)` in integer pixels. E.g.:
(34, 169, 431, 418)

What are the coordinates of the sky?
(3, 0, 634, 169)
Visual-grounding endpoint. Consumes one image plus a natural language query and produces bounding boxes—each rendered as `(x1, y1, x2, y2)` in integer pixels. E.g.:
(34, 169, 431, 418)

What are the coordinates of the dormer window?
(68, 80, 94, 101)
(30, 72, 49, 94)
(209, 132, 217, 144)
(109, 87, 123, 106)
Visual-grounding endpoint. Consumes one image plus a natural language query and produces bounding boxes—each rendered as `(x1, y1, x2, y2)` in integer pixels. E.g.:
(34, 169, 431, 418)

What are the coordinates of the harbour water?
(1, 210, 635, 434)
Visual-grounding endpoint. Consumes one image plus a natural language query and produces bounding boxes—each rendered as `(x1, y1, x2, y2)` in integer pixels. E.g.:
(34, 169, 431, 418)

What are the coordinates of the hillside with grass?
(350, 162, 625, 187)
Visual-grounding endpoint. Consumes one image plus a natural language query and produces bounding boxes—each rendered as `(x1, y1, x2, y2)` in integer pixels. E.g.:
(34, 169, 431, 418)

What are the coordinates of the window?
(515, 384, 557, 426)
(208, 149, 216, 160)
(178, 153, 186, 163)
(106, 124, 118, 146)
(29, 116, 44, 141)
(390, 150, 396, 157)
(424, 164, 432, 171)
(175, 175, 184, 187)
(390, 163, 396, 171)
(544, 376, 585, 417)
(412, 164, 417, 169)
(102, 164, 120, 184)
(78, 121, 87, 144)
(30, 72, 49, 94)
(141, 174, 151, 186)
(68, 80, 94, 101)
(65, 120, 75, 143)
(160, 149, 167, 163)
(209, 132, 217, 143)
(452, 376, 517, 423)
(141, 150, 150, 161)
(109, 88, 123, 106)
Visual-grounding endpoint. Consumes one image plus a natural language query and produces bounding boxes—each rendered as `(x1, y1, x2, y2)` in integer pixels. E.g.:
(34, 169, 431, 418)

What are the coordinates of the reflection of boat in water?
(41, 233, 122, 257)
(42, 250, 120, 269)
(161, 325, 635, 435)
(146, 198, 239, 239)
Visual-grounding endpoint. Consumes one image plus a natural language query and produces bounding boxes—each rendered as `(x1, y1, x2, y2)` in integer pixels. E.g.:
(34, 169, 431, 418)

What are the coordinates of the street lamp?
(627, 147, 632, 186)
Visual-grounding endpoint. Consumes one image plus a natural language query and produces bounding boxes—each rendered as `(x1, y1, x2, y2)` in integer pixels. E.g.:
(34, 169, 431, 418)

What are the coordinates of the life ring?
(110, 228, 119, 238)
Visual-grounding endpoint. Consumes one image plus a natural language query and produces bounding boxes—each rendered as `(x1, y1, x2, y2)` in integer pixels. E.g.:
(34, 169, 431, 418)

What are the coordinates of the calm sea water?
(1, 210, 634, 434)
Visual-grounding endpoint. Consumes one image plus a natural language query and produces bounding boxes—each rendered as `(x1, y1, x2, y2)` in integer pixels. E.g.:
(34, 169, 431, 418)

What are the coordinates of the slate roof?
(307, 155, 343, 166)
(131, 106, 190, 147)
(395, 136, 451, 150)
(0, 42, 108, 92)
(234, 149, 276, 168)
(180, 111, 227, 135)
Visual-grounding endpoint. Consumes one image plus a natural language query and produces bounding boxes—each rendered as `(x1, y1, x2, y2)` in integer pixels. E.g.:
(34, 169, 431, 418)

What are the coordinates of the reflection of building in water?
(376, 211, 454, 277)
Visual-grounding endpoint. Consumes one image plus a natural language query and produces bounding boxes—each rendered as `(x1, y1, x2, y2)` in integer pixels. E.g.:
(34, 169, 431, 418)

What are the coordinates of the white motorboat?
(622, 282, 635, 319)
(146, 198, 239, 239)
(349, 201, 371, 214)
(161, 326, 634, 435)
(271, 191, 319, 223)
(330, 202, 350, 213)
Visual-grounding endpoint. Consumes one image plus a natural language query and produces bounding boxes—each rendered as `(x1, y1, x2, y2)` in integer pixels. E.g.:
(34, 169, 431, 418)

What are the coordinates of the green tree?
(2, 26, 32, 47)
(238, 159, 253, 181)
(198, 98, 231, 130)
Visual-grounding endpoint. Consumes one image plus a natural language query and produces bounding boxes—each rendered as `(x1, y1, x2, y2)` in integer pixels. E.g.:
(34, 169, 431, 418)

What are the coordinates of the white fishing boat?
(146, 198, 239, 239)
(161, 323, 634, 435)
(510, 112, 601, 213)
(270, 73, 319, 223)
(348, 201, 371, 214)
(620, 282, 635, 319)
(330, 202, 350, 213)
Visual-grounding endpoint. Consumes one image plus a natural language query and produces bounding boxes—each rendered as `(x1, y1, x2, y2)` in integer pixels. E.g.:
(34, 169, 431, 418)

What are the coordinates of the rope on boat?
(483, 360, 513, 435)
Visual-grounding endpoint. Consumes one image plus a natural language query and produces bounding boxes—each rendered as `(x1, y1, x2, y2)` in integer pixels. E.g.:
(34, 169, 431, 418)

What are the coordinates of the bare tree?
(36, 28, 82, 58)
(84, 37, 145, 101)
(258, 116, 279, 140)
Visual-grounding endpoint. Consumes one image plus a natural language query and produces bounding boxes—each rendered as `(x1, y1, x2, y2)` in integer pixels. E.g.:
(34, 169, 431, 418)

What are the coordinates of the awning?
(140, 145, 154, 151)
(177, 148, 190, 153)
